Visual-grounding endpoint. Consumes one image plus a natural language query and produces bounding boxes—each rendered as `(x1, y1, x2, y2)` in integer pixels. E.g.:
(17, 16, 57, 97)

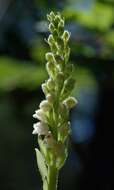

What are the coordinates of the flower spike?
(33, 11, 77, 190)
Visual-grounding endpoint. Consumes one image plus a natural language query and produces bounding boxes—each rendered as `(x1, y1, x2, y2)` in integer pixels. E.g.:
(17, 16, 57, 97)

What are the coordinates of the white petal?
(32, 124, 39, 134)
(33, 113, 38, 119)
(35, 109, 46, 121)
(32, 122, 49, 136)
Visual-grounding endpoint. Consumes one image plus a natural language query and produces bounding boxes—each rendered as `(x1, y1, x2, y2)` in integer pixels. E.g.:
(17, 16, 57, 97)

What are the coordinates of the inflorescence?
(32, 11, 77, 190)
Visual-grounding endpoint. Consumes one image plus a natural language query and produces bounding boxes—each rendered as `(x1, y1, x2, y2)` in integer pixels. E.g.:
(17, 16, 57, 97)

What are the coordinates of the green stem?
(47, 166, 58, 190)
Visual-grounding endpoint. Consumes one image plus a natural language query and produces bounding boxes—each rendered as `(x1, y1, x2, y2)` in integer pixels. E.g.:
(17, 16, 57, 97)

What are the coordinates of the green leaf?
(35, 148, 48, 181)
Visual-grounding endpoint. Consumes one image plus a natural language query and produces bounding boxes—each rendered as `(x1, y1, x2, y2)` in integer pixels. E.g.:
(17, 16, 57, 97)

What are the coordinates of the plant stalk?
(46, 166, 58, 190)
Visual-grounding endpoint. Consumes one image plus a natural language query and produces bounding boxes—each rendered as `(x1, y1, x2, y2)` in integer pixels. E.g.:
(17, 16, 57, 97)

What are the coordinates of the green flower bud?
(50, 11, 55, 20)
(49, 23, 55, 33)
(47, 78, 55, 90)
(63, 97, 78, 109)
(46, 61, 55, 78)
(40, 100, 51, 112)
(41, 83, 49, 95)
(54, 15, 61, 27)
(48, 34, 55, 45)
(59, 20, 64, 28)
(65, 64, 74, 78)
(46, 93, 55, 104)
(63, 78, 75, 94)
(45, 52, 55, 63)
(62, 30, 70, 42)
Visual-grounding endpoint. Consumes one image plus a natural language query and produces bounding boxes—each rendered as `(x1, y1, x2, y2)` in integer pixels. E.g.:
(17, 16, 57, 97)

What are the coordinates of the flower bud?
(48, 34, 55, 45)
(46, 93, 55, 104)
(59, 20, 64, 28)
(45, 52, 55, 63)
(47, 78, 55, 90)
(49, 23, 55, 33)
(46, 61, 55, 78)
(63, 97, 78, 109)
(50, 11, 55, 20)
(41, 83, 49, 95)
(54, 15, 61, 26)
(63, 78, 75, 94)
(39, 100, 51, 112)
(65, 64, 74, 78)
(62, 30, 70, 42)
(32, 122, 49, 136)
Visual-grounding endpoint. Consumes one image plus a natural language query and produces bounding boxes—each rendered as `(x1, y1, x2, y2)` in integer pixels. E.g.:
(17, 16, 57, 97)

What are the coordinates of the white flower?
(33, 109, 46, 121)
(63, 97, 78, 109)
(39, 100, 51, 111)
(32, 122, 49, 136)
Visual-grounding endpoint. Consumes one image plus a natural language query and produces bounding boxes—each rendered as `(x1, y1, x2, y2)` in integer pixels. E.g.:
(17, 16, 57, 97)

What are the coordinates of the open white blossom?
(33, 109, 46, 121)
(32, 122, 49, 136)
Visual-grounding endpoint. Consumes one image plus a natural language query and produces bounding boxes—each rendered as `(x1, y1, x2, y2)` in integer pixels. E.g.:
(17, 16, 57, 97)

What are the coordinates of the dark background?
(0, 0, 114, 190)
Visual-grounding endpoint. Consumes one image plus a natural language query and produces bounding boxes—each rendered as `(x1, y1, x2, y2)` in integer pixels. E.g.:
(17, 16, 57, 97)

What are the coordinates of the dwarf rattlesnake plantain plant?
(32, 11, 77, 190)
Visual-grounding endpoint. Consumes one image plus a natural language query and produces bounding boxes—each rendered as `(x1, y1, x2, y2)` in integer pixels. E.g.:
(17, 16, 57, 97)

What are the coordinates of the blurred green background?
(0, 0, 114, 190)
